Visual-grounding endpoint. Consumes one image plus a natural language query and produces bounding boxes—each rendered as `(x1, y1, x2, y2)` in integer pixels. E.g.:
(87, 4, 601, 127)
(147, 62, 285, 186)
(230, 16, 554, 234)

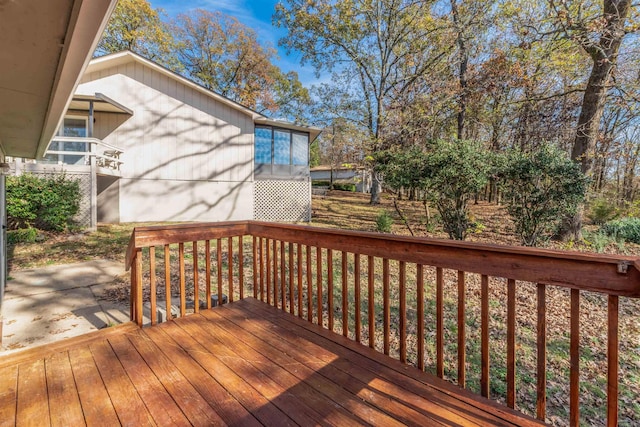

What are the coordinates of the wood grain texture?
(607, 295, 619, 427)
(570, 289, 580, 426)
(436, 267, 444, 378)
(417, 264, 425, 371)
(481, 274, 490, 398)
(507, 278, 516, 409)
(458, 270, 466, 388)
(536, 283, 547, 421)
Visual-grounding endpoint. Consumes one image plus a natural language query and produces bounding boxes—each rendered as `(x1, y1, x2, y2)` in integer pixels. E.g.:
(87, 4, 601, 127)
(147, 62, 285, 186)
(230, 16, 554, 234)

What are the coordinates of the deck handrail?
(126, 220, 640, 426)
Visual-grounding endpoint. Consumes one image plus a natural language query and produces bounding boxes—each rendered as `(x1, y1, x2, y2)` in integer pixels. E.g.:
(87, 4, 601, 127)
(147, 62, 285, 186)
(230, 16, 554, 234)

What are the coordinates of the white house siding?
(76, 61, 255, 222)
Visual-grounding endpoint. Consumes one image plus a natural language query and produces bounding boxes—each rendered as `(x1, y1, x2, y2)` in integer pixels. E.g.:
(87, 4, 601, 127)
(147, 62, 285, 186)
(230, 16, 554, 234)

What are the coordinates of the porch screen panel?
(274, 130, 291, 165)
(255, 127, 272, 164)
(292, 133, 308, 165)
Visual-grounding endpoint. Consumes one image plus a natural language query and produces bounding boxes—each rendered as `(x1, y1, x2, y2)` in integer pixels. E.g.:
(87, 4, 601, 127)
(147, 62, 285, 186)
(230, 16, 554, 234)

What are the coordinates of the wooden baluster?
(164, 244, 171, 321)
(536, 283, 546, 420)
(289, 242, 294, 314)
(307, 246, 313, 323)
(297, 243, 303, 317)
(179, 243, 185, 317)
(354, 254, 361, 343)
(383, 258, 390, 356)
(239, 237, 244, 300)
(316, 247, 322, 325)
(570, 289, 580, 426)
(507, 278, 516, 409)
(399, 261, 407, 363)
(259, 238, 264, 301)
(135, 249, 143, 326)
(342, 252, 348, 337)
(205, 240, 211, 309)
(328, 249, 334, 331)
(458, 270, 466, 388)
(266, 239, 271, 305)
(368, 255, 375, 349)
(273, 240, 278, 308)
(607, 295, 619, 427)
(252, 236, 258, 299)
(217, 239, 223, 306)
(193, 242, 199, 313)
(149, 246, 157, 325)
(481, 275, 490, 398)
(280, 242, 287, 311)
(436, 267, 444, 378)
(228, 237, 233, 303)
(417, 265, 425, 371)
(130, 258, 135, 321)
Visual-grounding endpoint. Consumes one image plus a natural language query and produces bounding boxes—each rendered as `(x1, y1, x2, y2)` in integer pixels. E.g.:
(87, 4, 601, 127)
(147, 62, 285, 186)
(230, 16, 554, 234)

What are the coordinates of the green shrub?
(601, 217, 640, 244)
(588, 198, 618, 225)
(423, 139, 491, 240)
(312, 180, 331, 187)
(6, 173, 80, 232)
(499, 144, 588, 246)
(332, 183, 356, 192)
(375, 210, 393, 233)
(6, 228, 38, 245)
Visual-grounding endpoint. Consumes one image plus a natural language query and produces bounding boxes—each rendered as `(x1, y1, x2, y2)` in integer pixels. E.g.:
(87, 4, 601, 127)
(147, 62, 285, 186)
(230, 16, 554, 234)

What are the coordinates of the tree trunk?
(559, 0, 631, 241)
(370, 173, 382, 204)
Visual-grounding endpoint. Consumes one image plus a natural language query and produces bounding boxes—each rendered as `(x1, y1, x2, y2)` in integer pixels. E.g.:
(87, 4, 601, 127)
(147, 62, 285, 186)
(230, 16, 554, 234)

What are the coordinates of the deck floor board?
(0, 298, 545, 426)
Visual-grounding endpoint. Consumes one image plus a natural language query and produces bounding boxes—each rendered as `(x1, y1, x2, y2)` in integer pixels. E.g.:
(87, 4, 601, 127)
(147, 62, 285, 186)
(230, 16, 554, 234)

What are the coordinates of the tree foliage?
(499, 144, 589, 246)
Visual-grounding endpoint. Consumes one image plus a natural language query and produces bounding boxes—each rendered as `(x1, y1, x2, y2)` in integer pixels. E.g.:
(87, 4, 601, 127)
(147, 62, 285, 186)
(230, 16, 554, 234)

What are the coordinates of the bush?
(423, 140, 491, 240)
(588, 198, 618, 225)
(6, 173, 80, 232)
(6, 228, 38, 245)
(499, 144, 588, 246)
(601, 217, 640, 244)
(332, 183, 356, 192)
(375, 210, 393, 233)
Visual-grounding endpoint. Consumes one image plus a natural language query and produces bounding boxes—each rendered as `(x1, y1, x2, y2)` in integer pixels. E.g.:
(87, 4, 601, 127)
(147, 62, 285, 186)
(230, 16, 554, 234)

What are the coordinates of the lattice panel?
(30, 171, 92, 228)
(254, 180, 311, 222)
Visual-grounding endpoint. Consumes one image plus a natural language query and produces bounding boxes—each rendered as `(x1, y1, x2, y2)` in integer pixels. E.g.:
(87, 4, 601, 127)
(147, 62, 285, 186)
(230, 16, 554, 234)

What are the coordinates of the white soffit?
(0, 0, 117, 159)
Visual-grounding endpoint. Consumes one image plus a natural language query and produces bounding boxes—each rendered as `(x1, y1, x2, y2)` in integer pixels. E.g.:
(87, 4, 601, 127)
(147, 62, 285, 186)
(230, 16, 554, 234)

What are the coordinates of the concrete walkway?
(1, 259, 130, 354)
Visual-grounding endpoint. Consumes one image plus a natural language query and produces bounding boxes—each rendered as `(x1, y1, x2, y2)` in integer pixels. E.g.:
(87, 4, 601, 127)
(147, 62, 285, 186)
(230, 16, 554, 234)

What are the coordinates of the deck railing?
(126, 221, 640, 426)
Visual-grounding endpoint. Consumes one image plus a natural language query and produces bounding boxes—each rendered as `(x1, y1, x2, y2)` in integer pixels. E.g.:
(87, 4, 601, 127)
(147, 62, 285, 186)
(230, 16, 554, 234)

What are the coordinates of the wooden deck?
(0, 298, 543, 426)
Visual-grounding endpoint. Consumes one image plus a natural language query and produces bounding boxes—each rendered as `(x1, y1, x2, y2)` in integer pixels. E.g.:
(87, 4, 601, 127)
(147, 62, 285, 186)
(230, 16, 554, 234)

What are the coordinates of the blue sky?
(149, 0, 319, 86)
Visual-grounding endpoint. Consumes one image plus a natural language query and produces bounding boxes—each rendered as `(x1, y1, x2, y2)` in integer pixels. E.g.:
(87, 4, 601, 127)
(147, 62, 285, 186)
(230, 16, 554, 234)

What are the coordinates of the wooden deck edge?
(0, 321, 139, 369)
(241, 298, 546, 427)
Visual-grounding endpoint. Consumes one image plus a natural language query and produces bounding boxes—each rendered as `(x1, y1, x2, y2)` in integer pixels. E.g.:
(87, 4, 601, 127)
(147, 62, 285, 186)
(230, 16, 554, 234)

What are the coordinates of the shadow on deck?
(0, 298, 541, 426)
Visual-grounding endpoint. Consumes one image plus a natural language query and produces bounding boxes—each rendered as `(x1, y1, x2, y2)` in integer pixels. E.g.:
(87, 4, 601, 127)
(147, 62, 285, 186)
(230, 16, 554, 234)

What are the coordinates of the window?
(255, 126, 309, 167)
(45, 116, 88, 165)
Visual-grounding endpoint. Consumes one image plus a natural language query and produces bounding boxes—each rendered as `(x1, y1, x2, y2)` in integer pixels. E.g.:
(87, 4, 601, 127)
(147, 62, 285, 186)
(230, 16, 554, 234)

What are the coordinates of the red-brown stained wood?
(108, 334, 190, 425)
(206, 240, 212, 309)
(229, 237, 234, 303)
(417, 264, 425, 371)
(273, 240, 278, 308)
(383, 258, 390, 356)
(0, 365, 18, 424)
(165, 244, 172, 319)
(458, 270, 466, 388)
(607, 295, 619, 427)
(193, 241, 199, 313)
(399, 261, 407, 363)
(436, 267, 444, 378)
(266, 239, 271, 306)
(68, 346, 120, 426)
(368, 255, 375, 349)
(89, 340, 155, 426)
(297, 243, 303, 317)
(354, 253, 362, 343)
(178, 243, 186, 318)
(252, 236, 258, 299)
(328, 248, 334, 331)
(507, 278, 516, 409)
(315, 246, 321, 325)
(45, 352, 85, 426)
(305, 245, 312, 322)
(149, 246, 157, 325)
(536, 283, 547, 420)
(481, 274, 490, 398)
(259, 238, 264, 301)
(289, 242, 294, 314)
(239, 237, 244, 300)
(342, 251, 349, 337)
(570, 289, 580, 426)
(135, 249, 143, 326)
(280, 240, 286, 310)
(217, 239, 223, 306)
